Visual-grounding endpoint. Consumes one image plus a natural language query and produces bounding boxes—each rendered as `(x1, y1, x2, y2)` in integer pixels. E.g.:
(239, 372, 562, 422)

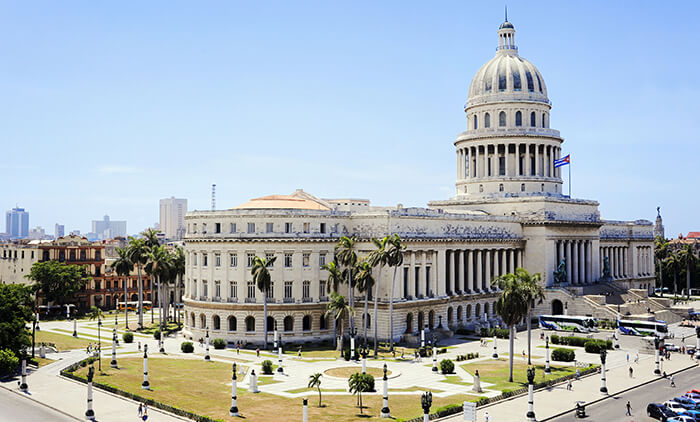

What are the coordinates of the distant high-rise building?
(91, 215, 127, 240)
(28, 226, 50, 240)
(5, 207, 29, 239)
(55, 223, 65, 239)
(159, 197, 187, 240)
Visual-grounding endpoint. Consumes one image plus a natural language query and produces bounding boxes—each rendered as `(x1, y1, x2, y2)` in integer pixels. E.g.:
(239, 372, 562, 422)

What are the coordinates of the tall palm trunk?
(372, 268, 380, 357)
(673, 271, 678, 296)
(137, 264, 143, 329)
(348, 269, 355, 341)
(363, 294, 369, 347)
(687, 261, 691, 300)
(508, 325, 515, 382)
(151, 275, 155, 324)
(263, 290, 268, 349)
(388, 267, 398, 352)
(123, 275, 128, 329)
(157, 275, 162, 332)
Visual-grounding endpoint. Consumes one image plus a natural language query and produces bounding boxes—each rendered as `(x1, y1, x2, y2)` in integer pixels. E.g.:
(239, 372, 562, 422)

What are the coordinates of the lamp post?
(599, 349, 608, 395)
(19, 357, 28, 392)
(302, 398, 309, 422)
(421, 325, 426, 349)
(110, 327, 118, 368)
(85, 365, 95, 421)
(97, 317, 102, 372)
(141, 344, 150, 390)
(350, 326, 357, 361)
(31, 312, 37, 359)
(654, 337, 661, 375)
(544, 338, 551, 374)
(273, 321, 278, 350)
(277, 333, 284, 373)
(361, 348, 367, 374)
(421, 391, 432, 422)
(381, 363, 390, 418)
(432, 333, 438, 372)
(204, 329, 210, 361)
(73, 317, 78, 337)
(492, 335, 498, 359)
(229, 363, 239, 416)
(526, 367, 536, 421)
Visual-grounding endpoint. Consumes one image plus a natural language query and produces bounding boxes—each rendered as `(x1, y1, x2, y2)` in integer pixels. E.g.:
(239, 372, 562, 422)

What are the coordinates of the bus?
(538, 315, 599, 333)
(118, 301, 152, 312)
(617, 319, 668, 338)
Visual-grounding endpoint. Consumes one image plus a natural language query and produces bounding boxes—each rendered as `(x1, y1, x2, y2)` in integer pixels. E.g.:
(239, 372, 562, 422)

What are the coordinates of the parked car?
(665, 344, 681, 352)
(649, 403, 679, 421)
(674, 397, 700, 410)
(664, 401, 700, 420)
(686, 392, 700, 400)
(668, 416, 696, 422)
(686, 345, 697, 355)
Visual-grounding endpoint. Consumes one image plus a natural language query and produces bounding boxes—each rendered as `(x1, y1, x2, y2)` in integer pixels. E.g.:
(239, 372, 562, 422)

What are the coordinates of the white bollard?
(600, 362, 607, 395)
(421, 328, 425, 349)
(544, 339, 551, 374)
(526, 383, 535, 421)
(142, 345, 150, 390)
(302, 397, 309, 422)
(273, 329, 278, 350)
(250, 370, 259, 393)
(350, 336, 356, 360)
(110, 329, 118, 368)
(278, 346, 284, 373)
(230, 363, 239, 416)
(85, 366, 95, 421)
(654, 348, 661, 375)
(432, 345, 438, 372)
(472, 371, 482, 393)
(381, 363, 390, 418)
(362, 355, 367, 374)
(73, 318, 78, 337)
(19, 359, 28, 392)
(492, 335, 498, 358)
(204, 330, 210, 361)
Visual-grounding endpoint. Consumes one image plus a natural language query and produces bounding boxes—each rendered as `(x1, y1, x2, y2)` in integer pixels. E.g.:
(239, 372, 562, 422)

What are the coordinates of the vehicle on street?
(664, 401, 700, 420)
(665, 343, 682, 352)
(668, 416, 696, 422)
(618, 319, 668, 338)
(686, 392, 700, 401)
(539, 315, 599, 333)
(648, 403, 679, 421)
(686, 346, 697, 355)
(674, 396, 700, 410)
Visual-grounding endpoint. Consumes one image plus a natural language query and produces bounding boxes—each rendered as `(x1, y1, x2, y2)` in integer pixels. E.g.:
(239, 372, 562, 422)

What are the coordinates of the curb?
(539, 363, 698, 422)
(0, 382, 81, 421)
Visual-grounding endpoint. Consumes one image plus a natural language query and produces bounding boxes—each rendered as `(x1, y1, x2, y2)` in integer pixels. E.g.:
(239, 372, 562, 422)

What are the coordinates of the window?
(302, 315, 311, 331)
(266, 282, 274, 299)
(230, 223, 236, 233)
(414, 267, 420, 297)
(193, 223, 197, 233)
(303, 222, 310, 233)
(403, 267, 409, 298)
(499, 156, 505, 176)
(193, 280, 197, 298)
(247, 253, 255, 267)
(303, 280, 310, 299)
(515, 111, 522, 126)
(203, 280, 208, 298)
(203, 253, 208, 267)
(473, 115, 478, 130)
(284, 222, 292, 233)
(265, 253, 275, 266)
(69, 250, 76, 261)
(499, 111, 506, 127)
(319, 281, 327, 298)
(266, 222, 274, 233)
(228, 316, 237, 331)
(542, 113, 546, 128)
(230, 253, 238, 267)
(284, 316, 294, 332)
(284, 253, 293, 268)
(106, 280, 111, 290)
(247, 281, 256, 299)
(320, 223, 326, 234)
(541, 183, 545, 192)
(215, 223, 221, 234)
(215, 253, 221, 267)
(213, 315, 220, 330)
(530, 111, 536, 127)
(319, 253, 326, 267)
(247, 223, 255, 233)
(215, 281, 221, 298)
(245, 316, 255, 332)
(513, 69, 521, 91)
(202, 223, 207, 234)
(284, 281, 293, 299)
(302, 253, 310, 267)
(230, 281, 237, 299)
(94, 281, 101, 291)
(320, 314, 327, 330)
(525, 70, 534, 92)
(499, 184, 504, 192)
(498, 68, 506, 91)
(426, 266, 431, 296)
(193, 253, 198, 266)
(521, 183, 526, 192)
(81, 250, 86, 260)
(484, 112, 490, 128)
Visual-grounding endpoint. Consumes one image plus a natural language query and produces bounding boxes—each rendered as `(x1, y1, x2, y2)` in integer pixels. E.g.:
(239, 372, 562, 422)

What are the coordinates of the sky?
(1, 1, 698, 238)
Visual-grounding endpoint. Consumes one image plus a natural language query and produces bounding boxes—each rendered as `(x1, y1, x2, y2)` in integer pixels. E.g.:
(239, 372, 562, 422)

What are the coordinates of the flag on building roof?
(554, 154, 570, 168)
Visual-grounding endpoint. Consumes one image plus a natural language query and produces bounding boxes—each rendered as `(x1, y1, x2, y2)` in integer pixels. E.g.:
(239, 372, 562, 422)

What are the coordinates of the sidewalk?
(440, 352, 698, 421)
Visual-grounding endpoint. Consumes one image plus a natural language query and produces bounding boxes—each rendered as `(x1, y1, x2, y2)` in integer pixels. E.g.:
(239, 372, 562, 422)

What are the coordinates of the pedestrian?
(635, 353, 639, 364)
(298, 346, 302, 358)
(256, 348, 260, 358)
(401, 348, 405, 359)
(143, 403, 148, 421)
(138, 403, 143, 417)
(629, 366, 633, 378)
(625, 401, 632, 416)
(670, 375, 676, 387)
(567, 377, 572, 390)
(626, 353, 629, 363)
(575, 369, 580, 381)
(484, 411, 490, 422)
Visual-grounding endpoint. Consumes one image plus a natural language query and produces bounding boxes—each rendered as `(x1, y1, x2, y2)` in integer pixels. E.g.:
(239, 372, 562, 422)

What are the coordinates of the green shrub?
(420, 346, 432, 358)
(440, 359, 455, 374)
(180, 342, 194, 353)
(153, 329, 161, 340)
(583, 339, 612, 354)
(212, 338, 226, 349)
(261, 360, 274, 375)
(551, 348, 575, 362)
(0, 349, 19, 375)
(352, 372, 375, 391)
(481, 328, 509, 338)
(343, 348, 351, 361)
(550, 334, 560, 344)
(122, 332, 134, 343)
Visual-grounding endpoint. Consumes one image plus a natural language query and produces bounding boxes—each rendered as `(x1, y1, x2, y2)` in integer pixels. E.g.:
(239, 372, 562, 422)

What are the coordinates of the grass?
(460, 358, 593, 392)
(35, 330, 96, 351)
(286, 387, 346, 394)
(324, 367, 391, 379)
(73, 357, 479, 422)
(442, 375, 471, 386)
(281, 342, 424, 360)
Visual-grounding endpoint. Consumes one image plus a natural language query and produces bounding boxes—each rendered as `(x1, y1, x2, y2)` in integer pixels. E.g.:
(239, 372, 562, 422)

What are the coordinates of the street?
(548, 366, 700, 422)
(0, 385, 77, 421)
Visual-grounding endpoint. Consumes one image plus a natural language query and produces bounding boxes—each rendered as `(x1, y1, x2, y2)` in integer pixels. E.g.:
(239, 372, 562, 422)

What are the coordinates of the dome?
(499, 21, 514, 29)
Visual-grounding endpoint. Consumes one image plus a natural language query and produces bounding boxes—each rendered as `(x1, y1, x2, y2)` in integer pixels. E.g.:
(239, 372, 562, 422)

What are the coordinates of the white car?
(665, 401, 700, 419)
(668, 416, 695, 422)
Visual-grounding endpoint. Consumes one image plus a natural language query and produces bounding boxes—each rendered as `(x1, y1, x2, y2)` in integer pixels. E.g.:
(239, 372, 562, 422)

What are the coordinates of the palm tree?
(654, 236, 669, 297)
(252, 255, 276, 349)
(335, 236, 358, 344)
(348, 372, 371, 414)
(386, 234, 405, 352)
(88, 306, 105, 371)
(517, 268, 545, 365)
(665, 252, 682, 296)
(492, 271, 529, 382)
(127, 237, 149, 329)
(145, 245, 171, 342)
(680, 244, 697, 300)
(111, 247, 133, 330)
(308, 373, 323, 407)
(325, 291, 352, 352)
(368, 236, 391, 357)
(142, 228, 161, 248)
(354, 258, 375, 348)
(322, 259, 344, 348)
(171, 246, 185, 326)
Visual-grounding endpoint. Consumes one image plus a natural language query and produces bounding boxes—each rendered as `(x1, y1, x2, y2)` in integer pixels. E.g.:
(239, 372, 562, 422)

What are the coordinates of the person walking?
(138, 403, 143, 418)
(567, 377, 573, 391)
(625, 401, 632, 416)
(484, 411, 490, 422)
(670, 375, 676, 387)
(629, 366, 633, 378)
(256, 347, 260, 358)
(626, 353, 629, 363)
(575, 369, 580, 381)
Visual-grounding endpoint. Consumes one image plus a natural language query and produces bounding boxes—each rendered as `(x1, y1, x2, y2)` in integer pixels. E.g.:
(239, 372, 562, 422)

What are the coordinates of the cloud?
(97, 165, 142, 174)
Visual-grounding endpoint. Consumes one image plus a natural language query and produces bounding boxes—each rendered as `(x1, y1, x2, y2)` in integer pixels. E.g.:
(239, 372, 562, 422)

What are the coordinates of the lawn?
(73, 357, 479, 422)
(280, 342, 425, 360)
(324, 366, 391, 379)
(35, 330, 96, 351)
(460, 358, 595, 392)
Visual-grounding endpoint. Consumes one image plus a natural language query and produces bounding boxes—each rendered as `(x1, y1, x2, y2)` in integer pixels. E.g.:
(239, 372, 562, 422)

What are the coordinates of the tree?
(680, 244, 697, 300)
(26, 260, 90, 306)
(335, 236, 358, 343)
(665, 252, 682, 296)
(348, 372, 372, 413)
(321, 259, 344, 348)
(111, 247, 133, 329)
(0, 284, 33, 357)
(386, 234, 405, 352)
(252, 255, 276, 349)
(127, 237, 149, 329)
(88, 306, 105, 371)
(654, 236, 669, 297)
(308, 373, 323, 407)
(145, 245, 171, 336)
(325, 292, 352, 352)
(492, 271, 529, 382)
(518, 268, 545, 365)
(368, 236, 391, 357)
(354, 258, 375, 348)
(171, 246, 185, 326)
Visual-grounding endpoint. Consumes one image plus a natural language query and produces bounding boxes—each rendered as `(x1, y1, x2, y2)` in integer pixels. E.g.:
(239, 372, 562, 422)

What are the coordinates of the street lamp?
(421, 391, 432, 422)
(432, 334, 438, 372)
(349, 325, 357, 361)
(229, 363, 239, 416)
(85, 365, 95, 421)
(380, 363, 390, 418)
(526, 367, 536, 421)
(97, 317, 102, 372)
(654, 337, 661, 375)
(599, 349, 608, 395)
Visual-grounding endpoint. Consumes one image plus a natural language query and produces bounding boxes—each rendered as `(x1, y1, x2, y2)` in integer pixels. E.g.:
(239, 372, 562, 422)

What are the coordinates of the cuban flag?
(554, 154, 570, 168)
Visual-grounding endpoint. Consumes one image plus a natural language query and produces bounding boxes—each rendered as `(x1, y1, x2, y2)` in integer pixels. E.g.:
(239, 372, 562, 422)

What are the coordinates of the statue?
(553, 258, 567, 285)
(87, 365, 95, 383)
(526, 366, 535, 385)
(421, 391, 433, 414)
(657, 206, 661, 218)
(601, 257, 612, 281)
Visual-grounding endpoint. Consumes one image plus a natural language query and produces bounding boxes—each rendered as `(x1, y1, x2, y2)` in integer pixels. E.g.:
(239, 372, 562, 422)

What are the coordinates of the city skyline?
(2, 1, 698, 237)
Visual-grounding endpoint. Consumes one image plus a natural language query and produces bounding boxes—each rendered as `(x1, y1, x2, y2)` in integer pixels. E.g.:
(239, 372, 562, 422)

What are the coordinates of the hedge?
(261, 360, 274, 375)
(122, 332, 134, 343)
(212, 338, 226, 350)
(181, 342, 194, 353)
(480, 328, 510, 339)
(0, 349, 19, 375)
(152, 329, 161, 340)
(584, 339, 612, 354)
(440, 359, 455, 374)
(550, 335, 613, 353)
(552, 348, 575, 362)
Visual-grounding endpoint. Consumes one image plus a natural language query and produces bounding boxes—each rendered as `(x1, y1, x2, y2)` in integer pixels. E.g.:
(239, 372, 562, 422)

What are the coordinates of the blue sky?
(1, 1, 697, 238)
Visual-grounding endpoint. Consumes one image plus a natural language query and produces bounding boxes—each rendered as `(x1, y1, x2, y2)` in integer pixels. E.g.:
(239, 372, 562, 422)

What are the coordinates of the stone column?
(509, 248, 515, 274)
(381, 363, 390, 418)
(467, 250, 474, 293)
(458, 250, 464, 294)
(456, 150, 461, 180)
(482, 145, 488, 178)
(448, 250, 455, 294)
(544, 339, 551, 373)
(535, 144, 540, 176)
(519, 249, 524, 269)
(504, 144, 510, 177)
(500, 249, 507, 276)
(579, 240, 586, 284)
(476, 250, 483, 292)
(85, 367, 95, 421)
(409, 251, 416, 298)
(516, 144, 521, 176)
(484, 250, 491, 290)
(566, 241, 572, 284)
(586, 241, 593, 283)
(558, 241, 564, 266)
(142, 345, 150, 390)
(572, 241, 579, 284)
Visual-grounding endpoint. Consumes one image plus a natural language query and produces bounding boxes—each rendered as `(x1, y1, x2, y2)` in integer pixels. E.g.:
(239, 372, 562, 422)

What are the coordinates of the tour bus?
(118, 301, 152, 312)
(538, 315, 599, 333)
(617, 319, 668, 338)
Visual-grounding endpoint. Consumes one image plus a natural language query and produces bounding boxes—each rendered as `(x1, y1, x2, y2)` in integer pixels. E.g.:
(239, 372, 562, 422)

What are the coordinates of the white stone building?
(182, 19, 656, 346)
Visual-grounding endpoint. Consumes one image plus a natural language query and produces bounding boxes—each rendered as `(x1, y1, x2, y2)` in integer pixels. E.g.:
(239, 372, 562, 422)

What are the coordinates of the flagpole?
(568, 161, 571, 197)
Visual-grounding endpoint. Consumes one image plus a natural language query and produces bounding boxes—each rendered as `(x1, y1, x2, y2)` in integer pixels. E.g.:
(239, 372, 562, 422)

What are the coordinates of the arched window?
(428, 310, 435, 329)
(484, 112, 490, 128)
(542, 113, 546, 128)
(267, 316, 275, 332)
(302, 315, 311, 331)
(466, 304, 472, 320)
(499, 111, 506, 127)
(530, 111, 536, 127)
(213, 315, 220, 330)
(457, 305, 463, 321)
(484, 302, 490, 317)
(499, 184, 504, 192)
(319, 314, 327, 330)
(417, 311, 424, 331)
(190, 312, 196, 327)
(475, 303, 481, 319)
(515, 111, 522, 126)
(364, 313, 371, 329)
(228, 316, 237, 331)
(245, 316, 255, 332)
(473, 115, 478, 130)
(284, 316, 294, 332)
(447, 307, 453, 324)
(405, 313, 413, 333)
(200, 314, 206, 329)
